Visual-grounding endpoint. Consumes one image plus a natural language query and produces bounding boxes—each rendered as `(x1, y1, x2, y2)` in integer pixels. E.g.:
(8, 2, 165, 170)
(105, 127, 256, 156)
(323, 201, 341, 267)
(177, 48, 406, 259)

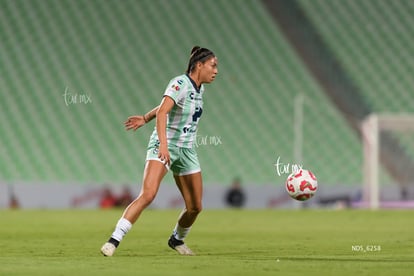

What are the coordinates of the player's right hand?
(124, 115, 146, 131)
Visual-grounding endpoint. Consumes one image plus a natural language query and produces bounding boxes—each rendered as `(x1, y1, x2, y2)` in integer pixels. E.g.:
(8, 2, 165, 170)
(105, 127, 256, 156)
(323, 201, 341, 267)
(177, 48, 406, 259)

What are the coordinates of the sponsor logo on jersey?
(192, 107, 203, 122)
(171, 79, 184, 92)
(183, 125, 197, 134)
(171, 84, 180, 91)
(189, 92, 202, 100)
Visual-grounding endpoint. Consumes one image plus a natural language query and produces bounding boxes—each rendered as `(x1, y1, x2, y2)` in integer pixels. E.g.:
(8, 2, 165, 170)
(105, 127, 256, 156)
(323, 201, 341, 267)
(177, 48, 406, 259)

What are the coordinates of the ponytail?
(186, 46, 215, 74)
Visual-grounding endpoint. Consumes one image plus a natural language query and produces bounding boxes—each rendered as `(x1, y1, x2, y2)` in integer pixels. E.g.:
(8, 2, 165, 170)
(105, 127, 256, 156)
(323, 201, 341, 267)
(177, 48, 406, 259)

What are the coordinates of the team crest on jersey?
(153, 140, 160, 154)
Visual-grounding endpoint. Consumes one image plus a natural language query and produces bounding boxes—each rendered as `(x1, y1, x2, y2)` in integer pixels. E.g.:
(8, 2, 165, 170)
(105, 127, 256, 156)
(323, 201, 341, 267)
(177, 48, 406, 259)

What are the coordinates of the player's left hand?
(158, 143, 171, 166)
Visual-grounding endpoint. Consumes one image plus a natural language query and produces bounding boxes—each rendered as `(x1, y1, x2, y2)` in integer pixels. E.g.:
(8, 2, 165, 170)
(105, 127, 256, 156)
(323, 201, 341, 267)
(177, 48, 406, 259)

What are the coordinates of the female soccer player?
(101, 46, 218, 256)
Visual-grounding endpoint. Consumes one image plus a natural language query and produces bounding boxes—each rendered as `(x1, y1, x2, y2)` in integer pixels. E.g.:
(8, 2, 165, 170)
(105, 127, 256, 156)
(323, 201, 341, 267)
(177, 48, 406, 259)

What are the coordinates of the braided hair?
(186, 46, 215, 74)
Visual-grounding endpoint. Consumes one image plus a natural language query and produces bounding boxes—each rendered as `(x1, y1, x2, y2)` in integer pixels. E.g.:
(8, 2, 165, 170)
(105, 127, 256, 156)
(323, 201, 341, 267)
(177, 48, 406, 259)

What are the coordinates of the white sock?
(173, 224, 191, 241)
(111, 217, 132, 242)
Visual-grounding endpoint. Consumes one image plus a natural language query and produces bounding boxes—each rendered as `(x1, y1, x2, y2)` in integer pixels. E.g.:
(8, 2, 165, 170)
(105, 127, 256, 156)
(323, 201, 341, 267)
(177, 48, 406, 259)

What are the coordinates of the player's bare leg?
(101, 160, 167, 256)
(122, 161, 168, 223)
(168, 172, 203, 255)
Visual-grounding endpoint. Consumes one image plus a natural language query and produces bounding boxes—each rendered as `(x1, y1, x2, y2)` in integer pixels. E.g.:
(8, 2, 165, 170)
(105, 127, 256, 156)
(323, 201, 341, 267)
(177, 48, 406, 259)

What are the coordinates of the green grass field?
(1, 209, 413, 275)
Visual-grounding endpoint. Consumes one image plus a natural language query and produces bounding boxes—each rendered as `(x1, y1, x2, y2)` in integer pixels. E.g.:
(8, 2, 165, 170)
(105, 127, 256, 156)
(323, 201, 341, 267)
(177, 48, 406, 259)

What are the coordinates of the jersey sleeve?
(163, 77, 186, 107)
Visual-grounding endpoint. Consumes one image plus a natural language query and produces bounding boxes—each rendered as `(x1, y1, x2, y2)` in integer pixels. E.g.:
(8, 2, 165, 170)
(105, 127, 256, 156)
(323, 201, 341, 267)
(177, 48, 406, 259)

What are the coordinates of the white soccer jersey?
(149, 74, 204, 148)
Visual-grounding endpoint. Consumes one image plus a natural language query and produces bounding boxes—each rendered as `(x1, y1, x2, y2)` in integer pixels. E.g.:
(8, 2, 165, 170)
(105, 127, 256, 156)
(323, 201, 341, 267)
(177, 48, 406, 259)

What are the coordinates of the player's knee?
(140, 191, 157, 206)
(188, 204, 202, 216)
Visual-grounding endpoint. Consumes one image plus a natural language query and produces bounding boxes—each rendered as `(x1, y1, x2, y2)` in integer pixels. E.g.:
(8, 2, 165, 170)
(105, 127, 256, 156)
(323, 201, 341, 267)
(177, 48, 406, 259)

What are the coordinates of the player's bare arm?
(156, 96, 175, 165)
(124, 105, 159, 131)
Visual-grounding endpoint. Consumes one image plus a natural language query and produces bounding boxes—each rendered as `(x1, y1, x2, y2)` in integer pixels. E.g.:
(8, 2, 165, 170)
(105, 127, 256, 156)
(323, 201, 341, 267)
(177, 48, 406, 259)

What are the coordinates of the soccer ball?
(285, 169, 318, 201)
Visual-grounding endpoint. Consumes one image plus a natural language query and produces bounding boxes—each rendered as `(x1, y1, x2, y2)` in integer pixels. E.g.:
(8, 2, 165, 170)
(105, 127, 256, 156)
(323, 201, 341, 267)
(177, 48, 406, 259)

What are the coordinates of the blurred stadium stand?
(0, 0, 413, 208)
